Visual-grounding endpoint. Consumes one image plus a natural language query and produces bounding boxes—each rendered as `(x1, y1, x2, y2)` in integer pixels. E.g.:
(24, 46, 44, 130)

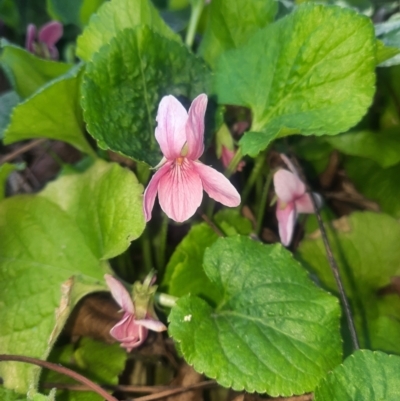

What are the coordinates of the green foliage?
(345, 157, 400, 218)
(80, 0, 107, 26)
(0, 42, 72, 99)
(199, 0, 277, 68)
(297, 211, 400, 353)
(46, 0, 106, 27)
(163, 211, 252, 304)
(326, 129, 400, 168)
(163, 223, 220, 303)
(169, 236, 341, 396)
(0, 160, 144, 393)
(76, 0, 179, 61)
(0, 91, 19, 139)
(40, 159, 145, 260)
(314, 350, 400, 400)
(0, 388, 27, 401)
(0, 0, 20, 30)
(375, 40, 400, 66)
(82, 26, 210, 165)
(0, 388, 55, 401)
(213, 209, 252, 236)
(376, 19, 400, 67)
(0, 163, 21, 201)
(3, 65, 95, 156)
(214, 4, 376, 156)
(42, 338, 127, 401)
(0, 196, 107, 392)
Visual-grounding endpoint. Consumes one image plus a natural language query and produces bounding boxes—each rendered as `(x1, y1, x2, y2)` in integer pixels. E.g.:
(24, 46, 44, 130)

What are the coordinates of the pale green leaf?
(162, 223, 220, 304)
(169, 236, 341, 396)
(0, 388, 26, 401)
(297, 211, 400, 353)
(199, 0, 277, 68)
(298, 212, 400, 299)
(40, 159, 145, 260)
(326, 128, 400, 168)
(345, 157, 400, 218)
(215, 4, 376, 156)
(0, 196, 107, 392)
(314, 350, 400, 400)
(0, 42, 72, 99)
(3, 65, 95, 156)
(0, 388, 55, 401)
(82, 26, 210, 165)
(76, 0, 179, 61)
(163, 211, 252, 304)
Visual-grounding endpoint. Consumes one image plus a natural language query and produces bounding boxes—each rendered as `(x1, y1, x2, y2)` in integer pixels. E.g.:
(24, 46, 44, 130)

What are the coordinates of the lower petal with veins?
(158, 159, 203, 222)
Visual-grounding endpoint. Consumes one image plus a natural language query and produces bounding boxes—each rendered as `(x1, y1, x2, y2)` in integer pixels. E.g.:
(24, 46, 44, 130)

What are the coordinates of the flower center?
(279, 201, 288, 210)
(176, 156, 185, 166)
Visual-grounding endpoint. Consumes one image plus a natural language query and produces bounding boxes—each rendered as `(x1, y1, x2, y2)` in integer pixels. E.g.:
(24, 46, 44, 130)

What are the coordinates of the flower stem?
(141, 228, 153, 273)
(155, 292, 178, 308)
(255, 170, 272, 235)
(185, 0, 204, 48)
(241, 152, 266, 206)
(155, 213, 169, 274)
(0, 354, 118, 401)
(309, 192, 360, 351)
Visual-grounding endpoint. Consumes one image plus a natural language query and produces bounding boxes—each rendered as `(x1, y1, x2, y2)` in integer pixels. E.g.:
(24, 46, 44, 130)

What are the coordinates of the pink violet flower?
(273, 154, 319, 246)
(104, 274, 166, 352)
(25, 21, 63, 60)
(143, 94, 241, 222)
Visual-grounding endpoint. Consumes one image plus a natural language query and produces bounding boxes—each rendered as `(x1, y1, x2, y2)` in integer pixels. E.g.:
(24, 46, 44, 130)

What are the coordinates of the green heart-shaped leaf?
(214, 4, 376, 156)
(82, 26, 210, 166)
(169, 236, 341, 396)
(40, 159, 145, 260)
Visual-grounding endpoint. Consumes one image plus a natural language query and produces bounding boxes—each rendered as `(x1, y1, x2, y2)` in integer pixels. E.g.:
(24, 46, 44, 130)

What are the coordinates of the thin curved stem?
(0, 354, 118, 401)
(308, 193, 360, 350)
(241, 153, 266, 206)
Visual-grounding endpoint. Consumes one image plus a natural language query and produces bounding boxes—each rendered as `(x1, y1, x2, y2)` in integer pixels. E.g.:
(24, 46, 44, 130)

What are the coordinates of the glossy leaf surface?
(215, 4, 376, 156)
(76, 0, 179, 61)
(82, 27, 210, 165)
(315, 350, 400, 400)
(169, 236, 341, 396)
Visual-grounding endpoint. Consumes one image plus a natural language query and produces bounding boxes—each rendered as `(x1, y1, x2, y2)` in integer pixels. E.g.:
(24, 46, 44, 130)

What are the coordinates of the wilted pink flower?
(25, 21, 63, 60)
(221, 146, 245, 172)
(273, 155, 318, 246)
(105, 274, 166, 352)
(143, 94, 241, 222)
